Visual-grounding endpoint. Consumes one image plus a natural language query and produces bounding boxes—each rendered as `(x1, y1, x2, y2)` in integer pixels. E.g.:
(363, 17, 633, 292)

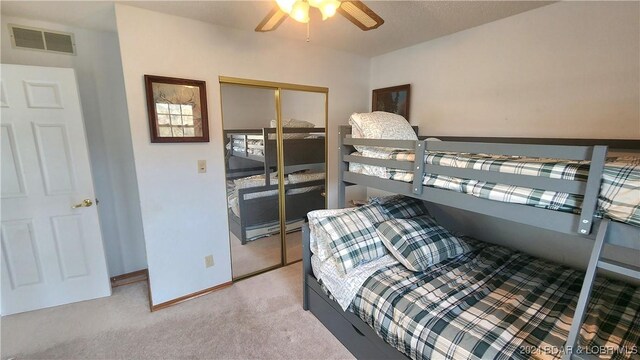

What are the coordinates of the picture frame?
(144, 75, 210, 143)
(371, 84, 411, 120)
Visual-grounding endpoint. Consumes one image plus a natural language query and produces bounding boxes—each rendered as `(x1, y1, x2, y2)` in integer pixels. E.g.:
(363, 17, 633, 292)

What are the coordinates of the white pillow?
(288, 171, 325, 184)
(348, 112, 417, 153)
(270, 118, 315, 128)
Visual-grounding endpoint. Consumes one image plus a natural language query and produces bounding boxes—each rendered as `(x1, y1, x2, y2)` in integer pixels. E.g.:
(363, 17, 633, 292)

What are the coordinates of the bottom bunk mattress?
(229, 210, 306, 242)
(312, 241, 640, 360)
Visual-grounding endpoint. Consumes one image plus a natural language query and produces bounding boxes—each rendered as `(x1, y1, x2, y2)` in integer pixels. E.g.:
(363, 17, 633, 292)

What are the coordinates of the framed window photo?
(144, 75, 209, 143)
(372, 84, 410, 120)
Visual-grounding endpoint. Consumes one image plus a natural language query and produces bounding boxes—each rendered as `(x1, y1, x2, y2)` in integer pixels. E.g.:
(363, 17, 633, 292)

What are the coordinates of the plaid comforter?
(348, 152, 640, 226)
(351, 242, 640, 360)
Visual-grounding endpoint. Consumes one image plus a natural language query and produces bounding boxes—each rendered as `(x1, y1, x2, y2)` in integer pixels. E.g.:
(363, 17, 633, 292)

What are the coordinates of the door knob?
(72, 199, 93, 209)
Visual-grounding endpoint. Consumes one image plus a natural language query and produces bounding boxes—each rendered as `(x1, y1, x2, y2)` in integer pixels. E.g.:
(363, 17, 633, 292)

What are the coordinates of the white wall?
(1, 15, 147, 277)
(370, 1, 640, 139)
(114, 4, 369, 305)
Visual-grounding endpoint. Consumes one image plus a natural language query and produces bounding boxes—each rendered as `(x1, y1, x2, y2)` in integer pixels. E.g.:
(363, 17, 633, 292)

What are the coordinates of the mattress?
(226, 133, 326, 157)
(314, 241, 640, 360)
(226, 137, 265, 157)
(230, 212, 306, 242)
(227, 172, 325, 218)
(348, 151, 640, 226)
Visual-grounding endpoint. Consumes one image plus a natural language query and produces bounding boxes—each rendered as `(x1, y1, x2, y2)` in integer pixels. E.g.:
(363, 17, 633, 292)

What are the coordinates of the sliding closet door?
(221, 84, 283, 279)
(280, 90, 327, 264)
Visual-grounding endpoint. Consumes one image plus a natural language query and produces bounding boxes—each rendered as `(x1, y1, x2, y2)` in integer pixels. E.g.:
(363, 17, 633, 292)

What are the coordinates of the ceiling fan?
(255, 0, 384, 32)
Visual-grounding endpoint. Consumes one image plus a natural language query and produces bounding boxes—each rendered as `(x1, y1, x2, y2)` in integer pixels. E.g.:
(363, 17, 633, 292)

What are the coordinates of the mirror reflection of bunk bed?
(225, 127, 325, 245)
(303, 122, 640, 360)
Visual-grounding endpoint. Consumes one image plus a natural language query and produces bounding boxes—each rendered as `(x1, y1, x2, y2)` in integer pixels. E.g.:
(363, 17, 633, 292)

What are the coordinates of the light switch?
(198, 160, 207, 173)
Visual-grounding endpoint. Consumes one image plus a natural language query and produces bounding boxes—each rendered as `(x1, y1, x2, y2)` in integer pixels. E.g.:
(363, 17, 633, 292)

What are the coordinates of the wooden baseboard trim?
(110, 269, 148, 288)
(150, 281, 233, 312)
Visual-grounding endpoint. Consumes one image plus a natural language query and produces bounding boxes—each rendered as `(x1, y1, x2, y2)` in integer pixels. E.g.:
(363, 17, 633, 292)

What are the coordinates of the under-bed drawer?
(308, 287, 386, 359)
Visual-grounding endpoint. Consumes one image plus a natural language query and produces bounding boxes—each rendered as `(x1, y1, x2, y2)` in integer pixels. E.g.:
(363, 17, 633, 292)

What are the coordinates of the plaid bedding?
(317, 204, 391, 275)
(350, 242, 640, 360)
(375, 215, 472, 272)
(348, 152, 640, 226)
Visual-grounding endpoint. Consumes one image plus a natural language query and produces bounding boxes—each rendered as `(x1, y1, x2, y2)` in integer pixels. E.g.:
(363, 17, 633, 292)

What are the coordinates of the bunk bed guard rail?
(337, 125, 607, 236)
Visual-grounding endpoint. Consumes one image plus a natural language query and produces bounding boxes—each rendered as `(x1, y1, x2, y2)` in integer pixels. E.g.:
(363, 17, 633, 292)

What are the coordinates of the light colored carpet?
(230, 230, 302, 278)
(1, 263, 354, 360)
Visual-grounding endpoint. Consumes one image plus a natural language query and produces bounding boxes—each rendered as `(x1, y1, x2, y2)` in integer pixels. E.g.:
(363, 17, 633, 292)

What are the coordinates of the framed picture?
(144, 75, 209, 143)
(371, 84, 410, 120)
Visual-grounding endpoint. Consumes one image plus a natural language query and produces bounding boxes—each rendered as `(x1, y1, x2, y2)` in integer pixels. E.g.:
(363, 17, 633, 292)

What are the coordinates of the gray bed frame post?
(338, 126, 350, 208)
(302, 223, 311, 311)
(576, 146, 607, 235)
(412, 140, 426, 195)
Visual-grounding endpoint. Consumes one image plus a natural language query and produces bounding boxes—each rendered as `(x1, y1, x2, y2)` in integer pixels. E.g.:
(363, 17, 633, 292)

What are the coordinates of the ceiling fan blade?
(337, 1, 384, 31)
(255, 6, 288, 32)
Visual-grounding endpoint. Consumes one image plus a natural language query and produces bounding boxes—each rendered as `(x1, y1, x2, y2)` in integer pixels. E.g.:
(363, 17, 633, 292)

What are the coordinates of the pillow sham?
(348, 112, 417, 153)
(288, 170, 325, 184)
(371, 195, 430, 219)
(308, 208, 352, 261)
(312, 203, 390, 275)
(307, 203, 389, 262)
(270, 118, 315, 128)
(376, 215, 471, 272)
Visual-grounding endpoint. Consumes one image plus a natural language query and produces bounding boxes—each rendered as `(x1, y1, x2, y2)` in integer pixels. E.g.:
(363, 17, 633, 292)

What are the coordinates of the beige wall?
(114, 4, 369, 305)
(371, 1, 640, 139)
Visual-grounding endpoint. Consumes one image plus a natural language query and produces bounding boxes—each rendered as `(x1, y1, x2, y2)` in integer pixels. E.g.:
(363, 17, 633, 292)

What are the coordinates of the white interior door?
(1, 64, 111, 315)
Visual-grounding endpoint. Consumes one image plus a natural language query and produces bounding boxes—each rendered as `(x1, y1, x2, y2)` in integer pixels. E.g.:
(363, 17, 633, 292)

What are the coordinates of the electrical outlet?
(205, 255, 214, 268)
(198, 160, 207, 173)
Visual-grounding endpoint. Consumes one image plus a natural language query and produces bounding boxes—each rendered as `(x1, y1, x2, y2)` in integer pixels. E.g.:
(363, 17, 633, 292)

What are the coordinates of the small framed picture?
(372, 84, 410, 120)
(144, 75, 209, 143)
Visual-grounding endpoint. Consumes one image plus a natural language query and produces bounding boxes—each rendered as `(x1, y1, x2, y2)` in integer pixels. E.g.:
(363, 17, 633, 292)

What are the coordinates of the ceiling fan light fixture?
(290, 0, 310, 23)
(276, 0, 297, 14)
(319, 0, 340, 20)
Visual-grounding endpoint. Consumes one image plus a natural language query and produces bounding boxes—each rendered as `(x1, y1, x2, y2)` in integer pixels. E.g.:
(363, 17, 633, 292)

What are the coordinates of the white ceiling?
(1, 1, 554, 57)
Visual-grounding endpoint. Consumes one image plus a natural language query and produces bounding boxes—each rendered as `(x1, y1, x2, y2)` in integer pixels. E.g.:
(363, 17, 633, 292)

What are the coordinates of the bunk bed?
(302, 123, 640, 360)
(225, 127, 326, 244)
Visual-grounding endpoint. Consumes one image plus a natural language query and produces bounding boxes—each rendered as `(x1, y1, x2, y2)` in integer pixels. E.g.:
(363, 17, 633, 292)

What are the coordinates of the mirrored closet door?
(220, 78, 327, 280)
(280, 89, 326, 264)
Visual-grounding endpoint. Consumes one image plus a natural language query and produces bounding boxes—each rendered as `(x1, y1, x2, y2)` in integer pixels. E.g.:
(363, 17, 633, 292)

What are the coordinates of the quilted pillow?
(371, 195, 430, 219)
(269, 118, 315, 128)
(375, 215, 471, 272)
(307, 204, 389, 262)
(348, 112, 417, 153)
(316, 203, 391, 275)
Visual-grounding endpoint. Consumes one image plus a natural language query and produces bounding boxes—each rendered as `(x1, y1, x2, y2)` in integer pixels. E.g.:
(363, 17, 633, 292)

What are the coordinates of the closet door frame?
(219, 76, 328, 280)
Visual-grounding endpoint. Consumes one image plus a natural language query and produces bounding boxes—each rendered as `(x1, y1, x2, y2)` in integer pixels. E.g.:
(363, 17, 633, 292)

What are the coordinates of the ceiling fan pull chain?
(306, 22, 310, 42)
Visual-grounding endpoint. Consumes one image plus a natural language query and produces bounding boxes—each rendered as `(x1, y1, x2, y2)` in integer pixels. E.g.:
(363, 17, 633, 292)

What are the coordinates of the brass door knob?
(72, 199, 94, 209)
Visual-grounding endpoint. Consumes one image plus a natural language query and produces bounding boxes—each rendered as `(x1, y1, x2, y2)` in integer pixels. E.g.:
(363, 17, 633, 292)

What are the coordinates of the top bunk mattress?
(348, 151, 640, 226)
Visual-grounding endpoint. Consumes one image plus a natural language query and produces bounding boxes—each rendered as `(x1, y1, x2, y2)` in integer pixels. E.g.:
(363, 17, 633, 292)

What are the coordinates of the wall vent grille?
(9, 24, 76, 55)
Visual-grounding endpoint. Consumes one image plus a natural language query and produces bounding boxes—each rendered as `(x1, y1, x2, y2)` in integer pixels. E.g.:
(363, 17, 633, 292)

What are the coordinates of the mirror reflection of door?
(220, 80, 327, 280)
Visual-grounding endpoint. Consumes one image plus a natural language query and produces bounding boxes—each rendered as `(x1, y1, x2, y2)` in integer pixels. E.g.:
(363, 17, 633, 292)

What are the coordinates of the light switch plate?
(198, 160, 206, 173)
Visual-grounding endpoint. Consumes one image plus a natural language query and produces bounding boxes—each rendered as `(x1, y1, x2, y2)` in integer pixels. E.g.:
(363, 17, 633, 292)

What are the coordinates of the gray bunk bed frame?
(302, 125, 640, 360)
(225, 127, 326, 244)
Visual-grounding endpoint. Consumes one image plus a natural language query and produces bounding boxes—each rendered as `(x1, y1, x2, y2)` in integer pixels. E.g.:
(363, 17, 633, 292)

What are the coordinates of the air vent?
(9, 24, 76, 55)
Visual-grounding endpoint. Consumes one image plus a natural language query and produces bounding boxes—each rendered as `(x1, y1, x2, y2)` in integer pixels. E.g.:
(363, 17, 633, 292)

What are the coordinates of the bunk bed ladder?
(564, 219, 640, 359)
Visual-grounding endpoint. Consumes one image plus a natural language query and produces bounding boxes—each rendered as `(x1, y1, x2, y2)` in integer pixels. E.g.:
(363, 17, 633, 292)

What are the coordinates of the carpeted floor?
(1, 263, 354, 360)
